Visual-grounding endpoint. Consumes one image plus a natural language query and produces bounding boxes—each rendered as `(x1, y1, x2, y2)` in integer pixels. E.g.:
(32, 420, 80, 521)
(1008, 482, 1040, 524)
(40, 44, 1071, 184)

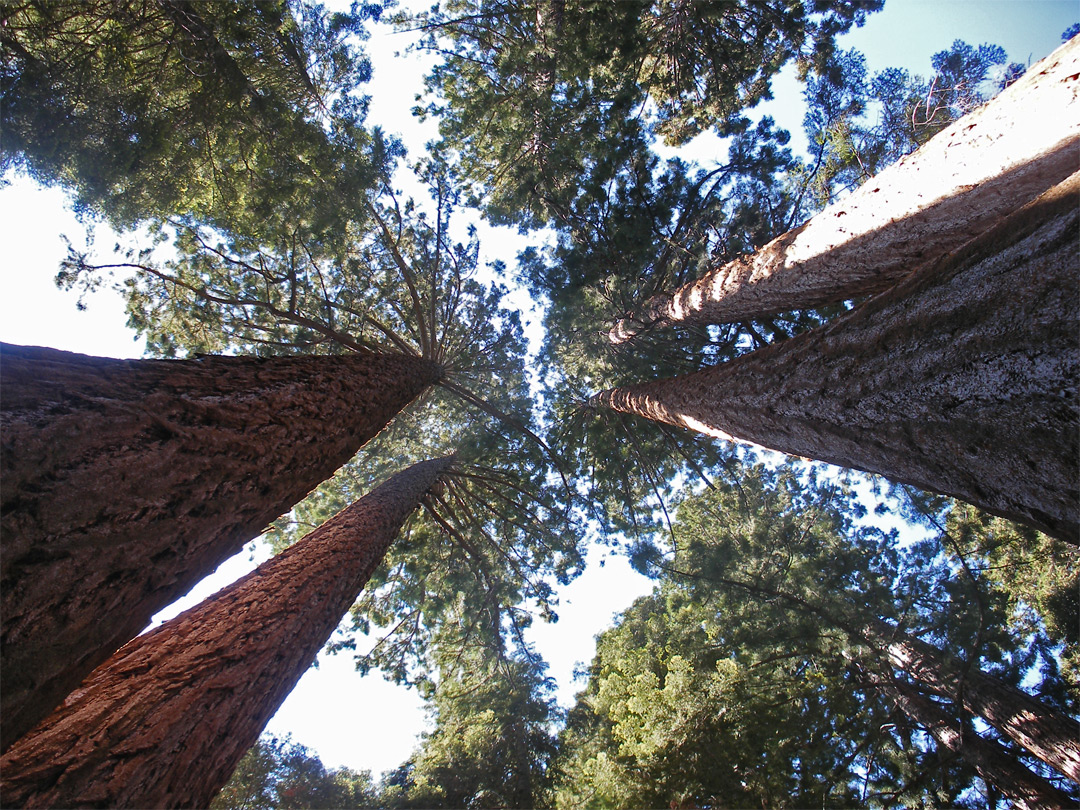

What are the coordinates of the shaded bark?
(870, 672, 1074, 810)
(866, 619, 1080, 782)
(0, 345, 439, 752)
(0, 456, 454, 809)
(593, 174, 1079, 544)
(610, 37, 1079, 342)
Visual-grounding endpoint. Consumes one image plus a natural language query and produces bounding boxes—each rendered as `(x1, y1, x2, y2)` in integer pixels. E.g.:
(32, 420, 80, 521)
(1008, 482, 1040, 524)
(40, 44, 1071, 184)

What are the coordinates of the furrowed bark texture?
(594, 174, 1079, 544)
(869, 620, 1080, 781)
(610, 37, 1079, 342)
(0, 456, 454, 809)
(0, 345, 439, 752)
(874, 674, 1074, 810)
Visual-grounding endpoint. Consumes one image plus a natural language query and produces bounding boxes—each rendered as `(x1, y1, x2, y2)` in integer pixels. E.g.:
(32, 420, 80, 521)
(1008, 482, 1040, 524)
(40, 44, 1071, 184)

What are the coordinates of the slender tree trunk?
(529, 1, 564, 166)
(870, 672, 1074, 810)
(866, 619, 1080, 781)
(593, 173, 1079, 544)
(715, 573, 1080, 780)
(0, 344, 439, 752)
(610, 38, 1079, 342)
(155, 0, 262, 105)
(0, 456, 454, 809)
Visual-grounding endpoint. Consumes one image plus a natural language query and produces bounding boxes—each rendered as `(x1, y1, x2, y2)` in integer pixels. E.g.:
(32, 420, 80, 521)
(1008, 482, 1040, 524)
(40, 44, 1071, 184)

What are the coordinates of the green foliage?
(951, 506, 1080, 711)
(554, 461, 1080, 808)
(67, 161, 521, 374)
(212, 734, 377, 809)
(527, 118, 846, 545)
(889, 488, 1080, 713)
(665, 465, 1070, 704)
(554, 588, 879, 808)
(407, 0, 881, 227)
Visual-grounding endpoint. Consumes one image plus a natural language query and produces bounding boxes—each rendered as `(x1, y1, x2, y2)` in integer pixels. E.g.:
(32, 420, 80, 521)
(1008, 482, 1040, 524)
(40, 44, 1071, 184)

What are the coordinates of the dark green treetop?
(524, 114, 842, 546)
(380, 641, 559, 809)
(212, 734, 378, 810)
(554, 585, 896, 808)
(2, 0, 385, 236)
(886, 485, 1079, 714)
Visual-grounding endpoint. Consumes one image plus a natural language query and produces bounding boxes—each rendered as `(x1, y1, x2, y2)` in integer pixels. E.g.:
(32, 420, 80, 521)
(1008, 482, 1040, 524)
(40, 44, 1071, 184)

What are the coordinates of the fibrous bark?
(871, 673, 1075, 810)
(868, 619, 1080, 782)
(0, 345, 439, 752)
(0, 456, 454, 809)
(593, 174, 1079, 544)
(610, 37, 1079, 342)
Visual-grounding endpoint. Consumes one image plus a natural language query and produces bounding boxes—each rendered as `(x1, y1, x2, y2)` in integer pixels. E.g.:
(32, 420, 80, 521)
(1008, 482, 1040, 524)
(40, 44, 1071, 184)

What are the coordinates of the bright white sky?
(0, 0, 1074, 780)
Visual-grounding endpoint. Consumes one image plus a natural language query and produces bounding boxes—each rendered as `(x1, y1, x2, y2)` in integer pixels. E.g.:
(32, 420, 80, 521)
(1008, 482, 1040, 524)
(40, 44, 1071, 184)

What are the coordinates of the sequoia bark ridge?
(610, 37, 1079, 341)
(0, 456, 455, 809)
(0, 345, 440, 751)
(594, 174, 1079, 543)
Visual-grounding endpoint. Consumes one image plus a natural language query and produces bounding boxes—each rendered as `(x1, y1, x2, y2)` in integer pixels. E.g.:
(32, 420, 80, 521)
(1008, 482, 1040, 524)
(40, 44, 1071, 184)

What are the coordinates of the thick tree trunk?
(867, 619, 1080, 781)
(593, 174, 1079, 544)
(609, 37, 1079, 342)
(0, 456, 454, 809)
(872, 673, 1074, 810)
(0, 345, 439, 752)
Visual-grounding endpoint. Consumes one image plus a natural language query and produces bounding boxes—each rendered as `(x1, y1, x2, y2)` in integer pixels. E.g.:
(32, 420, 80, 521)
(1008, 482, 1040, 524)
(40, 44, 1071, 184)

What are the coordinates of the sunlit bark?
(610, 37, 1079, 342)
(594, 175, 1079, 543)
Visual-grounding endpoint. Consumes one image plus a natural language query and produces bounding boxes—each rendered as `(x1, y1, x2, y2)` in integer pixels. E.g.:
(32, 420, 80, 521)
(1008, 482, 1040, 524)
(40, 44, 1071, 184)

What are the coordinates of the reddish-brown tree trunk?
(871, 673, 1074, 810)
(0, 456, 454, 809)
(593, 174, 1079, 544)
(866, 619, 1080, 781)
(610, 38, 1079, 342)
(1, 344, 439, 752)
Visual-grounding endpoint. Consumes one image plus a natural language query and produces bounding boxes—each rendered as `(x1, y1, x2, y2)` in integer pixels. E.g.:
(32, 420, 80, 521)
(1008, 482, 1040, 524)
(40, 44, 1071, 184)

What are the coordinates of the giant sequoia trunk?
(870, 672, 1074, 810)
(0, 345, 439, 752)
(610, 37, 1079, 342)
(593, 174, 1079, 543)
(868, 619, 1080, 781)
(0, 456, 454, 809)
